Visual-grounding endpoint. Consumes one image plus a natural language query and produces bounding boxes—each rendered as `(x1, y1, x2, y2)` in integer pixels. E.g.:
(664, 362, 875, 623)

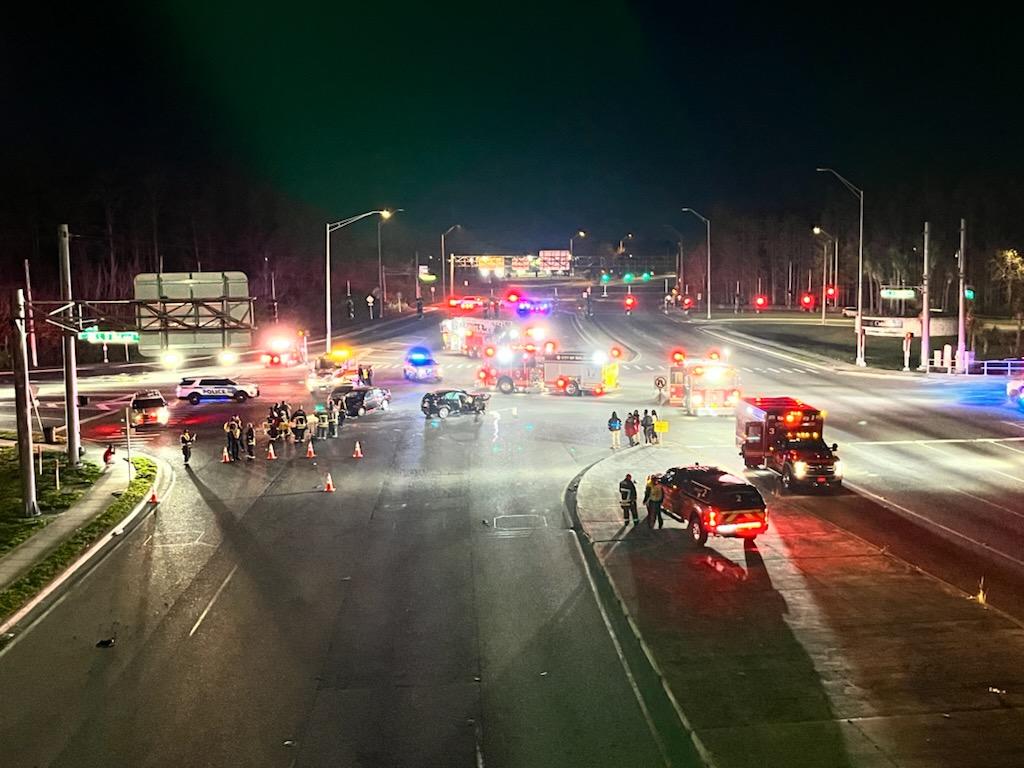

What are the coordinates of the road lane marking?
(188, 564, 239, 638)
(849, 437, 1024, 446)
(949, 487, 1024, 522)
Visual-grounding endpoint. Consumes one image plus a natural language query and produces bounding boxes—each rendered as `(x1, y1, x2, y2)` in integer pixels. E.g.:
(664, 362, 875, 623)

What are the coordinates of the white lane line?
(742, 367, 754, 372)
(949, 487, 1024, 523)
(188, 564, 239, 638)
(987, 440, 1024, 456)
(849, 437, 1024, 446)
(645, 365, 655, 371)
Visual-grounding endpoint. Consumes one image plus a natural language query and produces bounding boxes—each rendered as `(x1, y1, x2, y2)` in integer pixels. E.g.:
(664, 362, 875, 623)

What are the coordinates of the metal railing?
(966, 358, 1024, 376)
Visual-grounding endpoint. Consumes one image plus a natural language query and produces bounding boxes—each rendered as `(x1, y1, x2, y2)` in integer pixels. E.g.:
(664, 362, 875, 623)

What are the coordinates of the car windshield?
(132, 398, 165, 410)
(713, 488, 764, 511)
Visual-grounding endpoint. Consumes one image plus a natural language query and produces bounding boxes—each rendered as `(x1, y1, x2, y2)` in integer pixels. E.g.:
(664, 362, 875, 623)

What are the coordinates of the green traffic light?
(642, 272, 651, 281)
(964, 287, 976, 300)
(623, 273, 634, 282)
(600, 274, 610, 284)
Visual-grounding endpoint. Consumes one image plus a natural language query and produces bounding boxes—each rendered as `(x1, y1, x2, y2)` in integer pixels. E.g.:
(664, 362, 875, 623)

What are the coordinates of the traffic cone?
(352, 440, 363, 459)
(221, 446, 231, 463)
(306, 440, 316, 459)
(267, 443, 277, 460)
(149, 489, 159, 504)
(323, 473, 336, 492)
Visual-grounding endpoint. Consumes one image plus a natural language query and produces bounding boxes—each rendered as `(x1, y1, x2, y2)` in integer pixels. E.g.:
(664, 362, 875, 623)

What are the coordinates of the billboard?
(538, 249, 571, 274)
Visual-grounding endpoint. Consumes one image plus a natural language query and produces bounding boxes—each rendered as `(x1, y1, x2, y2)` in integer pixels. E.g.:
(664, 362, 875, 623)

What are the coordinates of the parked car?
(176, 377, 259, 405)
(420, 389, 490, 419)
(841, 306, 857, 318)
(654, 464, 768, 546)
(340, 387, 391, 417)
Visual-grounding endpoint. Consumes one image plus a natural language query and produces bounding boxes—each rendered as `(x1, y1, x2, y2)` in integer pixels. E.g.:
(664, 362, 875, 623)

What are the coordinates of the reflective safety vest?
(293, 414, 307, 428)
(317, 413, 329, 427)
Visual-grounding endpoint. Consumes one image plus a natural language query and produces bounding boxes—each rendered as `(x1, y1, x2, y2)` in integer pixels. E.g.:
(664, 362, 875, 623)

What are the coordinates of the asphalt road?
(0, 309, 679, 768)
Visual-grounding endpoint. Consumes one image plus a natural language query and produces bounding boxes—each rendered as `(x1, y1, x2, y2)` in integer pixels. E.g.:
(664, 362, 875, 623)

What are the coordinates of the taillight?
(556, 377, 566, 389)
(706, 508, 718, 529)
(478, 369, 488, 380)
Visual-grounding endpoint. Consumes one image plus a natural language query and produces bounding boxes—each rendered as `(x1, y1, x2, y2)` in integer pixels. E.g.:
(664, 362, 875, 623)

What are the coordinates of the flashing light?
(707, 349, 720, 361)
(727, 390, 740, 404)
(624, 295, 637, 309)
(161, 351, 183, 369)
(800, 293, 814, 308)
(464, 329, 473, 337)
(693, 366, 705, 376)
(496, 346, 514, 364)
(592, 351, 609, 365)
(543, 341, 557, 355)
(610, 346, 623, 359)
(269, 336, 292, 353)
(448, 298, 459, 307)
(682, 295, 694, 309)
(784, 411, 801, 424)
(478, 369, 489, 380)
(707, 508, 717, 529)
(594, 385, 604, 395)
(524, 343, 537, 353)
(329, 347, 352, 360)
(260, 353, 272, 364)
(506, 291, 520, 303)
(753, 295, 768, 310)
(507, 328, 520, 340)
(526, 326, 546, 341)
(826, 285, 837, 299)
(484, 345, 496, 358)
(623, 272, 635, 283)
(671, 349, 686, 364)
(692, 392, 704, 405)
(218, 349, 239, 366)
(157, 407, 170, 425)
(793, 460, 809, 479)
(833, 460, 844, 478)
(704, 366, 722, 382)
(556, 377, 567, 390)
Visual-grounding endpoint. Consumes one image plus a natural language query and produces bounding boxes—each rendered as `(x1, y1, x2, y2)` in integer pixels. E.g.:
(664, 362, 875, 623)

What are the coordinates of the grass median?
(0, 448, 102, 558)
(0, 456, 156, 626)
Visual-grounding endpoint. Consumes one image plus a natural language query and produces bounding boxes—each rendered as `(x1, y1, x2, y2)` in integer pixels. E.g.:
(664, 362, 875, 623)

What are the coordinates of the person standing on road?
(643, 475, 664, 529)
(357, 366, 366, 386)
(641, 409, 654, 445)
(327, 397, 340, 438)
(228, 419, 242, 461)
(624, 412, 638, 447)
(292, 406, 307, 443)
(364, 365, 373, 386)
(180, 428, 196, 467)
(316, 409, 329, 440)
(618, 473, 638, 524)
(607, 411, 622, 449)
(650, 409, 661, 445)
(245, 422, 256, 461)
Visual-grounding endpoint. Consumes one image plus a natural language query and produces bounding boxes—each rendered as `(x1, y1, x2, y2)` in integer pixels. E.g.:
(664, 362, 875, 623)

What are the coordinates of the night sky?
(3, 2, 1020, 251)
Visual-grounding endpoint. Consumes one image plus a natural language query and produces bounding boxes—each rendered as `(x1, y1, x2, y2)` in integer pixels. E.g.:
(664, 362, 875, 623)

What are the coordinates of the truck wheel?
(188, 393, 201, 405)
(688, 514, 708, 546)
(565, 381, 580, 396)
(781, 468, 794, 494)
(498, 377, 514, 395)
(234, 392, 248, 402)
(437, 406, 450, 419)
(743, 458, 760, 469)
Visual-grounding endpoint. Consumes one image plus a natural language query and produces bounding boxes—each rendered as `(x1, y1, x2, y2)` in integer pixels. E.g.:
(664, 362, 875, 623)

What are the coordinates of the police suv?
(176, 376, 260, 405)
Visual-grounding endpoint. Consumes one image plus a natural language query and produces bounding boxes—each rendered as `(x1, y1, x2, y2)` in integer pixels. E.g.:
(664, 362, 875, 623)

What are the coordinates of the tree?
(991, 248, 1024, 354)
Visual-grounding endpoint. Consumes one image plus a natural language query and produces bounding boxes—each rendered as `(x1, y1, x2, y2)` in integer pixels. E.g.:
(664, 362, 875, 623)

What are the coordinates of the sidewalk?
(574, 443, 1024, 768)
(0, 445, 131, 590)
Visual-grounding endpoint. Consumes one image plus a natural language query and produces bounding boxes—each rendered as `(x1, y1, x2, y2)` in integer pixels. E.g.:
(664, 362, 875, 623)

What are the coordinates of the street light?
(441, 224, 460, 301)
(569, 230, 586, 275)
(377, 208, 403, 317)
(325, 209, 390, 352)
(817, 168, 865, 366)
(681, 208, 711, 320)
(812, 226, 835, 326)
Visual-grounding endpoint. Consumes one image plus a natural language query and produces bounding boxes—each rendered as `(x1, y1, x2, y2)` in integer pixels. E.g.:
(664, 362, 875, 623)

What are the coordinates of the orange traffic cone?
(149, 489, 159, 504)
(267, 443, 277, 460)
(323, 473, 336, 492)
(352, 440, 363, 459)
(306, 440, 316, 459)
(221, 446, 231, 463)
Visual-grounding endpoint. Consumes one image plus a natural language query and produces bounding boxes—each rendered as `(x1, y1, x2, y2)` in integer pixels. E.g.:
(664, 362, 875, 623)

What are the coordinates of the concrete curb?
(564, 459, 717, 768)
(0, 452, 173, 642)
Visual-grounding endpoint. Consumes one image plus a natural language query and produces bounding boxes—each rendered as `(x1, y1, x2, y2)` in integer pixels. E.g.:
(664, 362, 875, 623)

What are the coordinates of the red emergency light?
(484, 346, 495, 357)
(478, 368, 489, 380)
(784, 411, 802, 424)
(506, 291, 520, 303)
(624, 295, 637, 309)
(556, 377, 567, 390)
(682, 296, 694, 309)
(543, 341, 557, 355)
(448, 297, 460, 307)
(610, 346, 623, 359)
(826, 286, 837, 299)
(524, 343, 537, 353)
(707, 349, 720, 361)
(671, 349, 686, 364)
(753, 295, 768, 309)
(801, 293, 814, 308)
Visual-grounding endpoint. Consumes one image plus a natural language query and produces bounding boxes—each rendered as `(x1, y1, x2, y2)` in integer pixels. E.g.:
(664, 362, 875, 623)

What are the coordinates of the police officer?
(326, 397, 340, 438)
(180, 428, 196, 466)
(292, 405, 308, 443)
(316, 408, 329, 440)
(245, 422, 256, 461)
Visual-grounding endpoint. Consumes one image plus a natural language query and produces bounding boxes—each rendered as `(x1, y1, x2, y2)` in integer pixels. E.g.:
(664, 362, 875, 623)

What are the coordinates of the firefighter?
(643, 475, 664, 529)
(618, 473, 638, 524)
(292, 405, 308, 443)
(327, 397, 340, 438)
(180, 428, 196, 466)
(225, 418, 242, 461)
(245, 422, 256, 461)
(316, 408, 329, 440)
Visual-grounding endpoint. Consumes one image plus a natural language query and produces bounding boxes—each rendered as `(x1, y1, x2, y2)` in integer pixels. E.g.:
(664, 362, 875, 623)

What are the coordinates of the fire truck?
(440, 317, 514, 357)
(736, 396, 843, 493)
(668, 357, 741, 415)
(479, 350, 618, 396)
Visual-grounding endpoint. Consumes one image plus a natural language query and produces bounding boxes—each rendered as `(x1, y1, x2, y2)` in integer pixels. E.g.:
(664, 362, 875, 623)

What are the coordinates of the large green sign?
(77, 327, 140, 344)
(880, 288, 916, 300)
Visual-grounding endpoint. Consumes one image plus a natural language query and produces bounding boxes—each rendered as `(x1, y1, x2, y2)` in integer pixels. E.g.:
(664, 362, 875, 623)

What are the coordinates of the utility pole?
(920, 221, 931, 371)
(23, 259, 38, 367)
(270, 270, 279, 324)
(414, 251, 421, 300)
(59, 225, 81, 466)
(956, 218, 967, 373)
(13, 289, 40, 517)
(820, 242, 828, 325)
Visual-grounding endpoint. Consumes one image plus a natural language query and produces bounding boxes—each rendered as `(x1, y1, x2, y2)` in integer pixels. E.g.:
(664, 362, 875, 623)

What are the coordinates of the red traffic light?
(624, 295, 637, 308)
(682, 295, 694, 308)
(801, 293, 813, 306)
(825, 285, 836, 298)
(670, 348, 686, 364)
(753, 295, 768, 308)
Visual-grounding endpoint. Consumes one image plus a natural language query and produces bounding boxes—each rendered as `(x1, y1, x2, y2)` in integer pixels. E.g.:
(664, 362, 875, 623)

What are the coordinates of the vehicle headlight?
(833, 460, 843, 478)
(218, 349, 239, 366)
(161, 351, 182, 369)
(157, 407, 170, 425)
(793, 461, 808, 478)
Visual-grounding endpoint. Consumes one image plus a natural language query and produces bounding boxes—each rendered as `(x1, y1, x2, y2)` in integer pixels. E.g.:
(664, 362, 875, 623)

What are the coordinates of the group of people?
(617, 473, 665, 529)
(221, 415, 257, 462)
(606, 409, 661, 449)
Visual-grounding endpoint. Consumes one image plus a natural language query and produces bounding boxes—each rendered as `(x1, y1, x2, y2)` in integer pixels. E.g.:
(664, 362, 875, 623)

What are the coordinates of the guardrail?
(967, 358, 1024, 376)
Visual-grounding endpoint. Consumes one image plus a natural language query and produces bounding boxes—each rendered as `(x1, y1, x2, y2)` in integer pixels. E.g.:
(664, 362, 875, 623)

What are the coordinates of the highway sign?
(880, 287, 916, 300)
(77, 327, 140, 344)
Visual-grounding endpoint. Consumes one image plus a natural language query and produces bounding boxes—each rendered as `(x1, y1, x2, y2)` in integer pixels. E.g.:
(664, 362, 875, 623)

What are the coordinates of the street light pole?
(817, 168, 866, 366)
(681, 209, 711, 320)
(441, 225, 459, 301)
(957, 217, 967, 373)
(813, 227, 834, 326)
(570, 230, 585, 276)
(376, 208, 403, 318)
(325, 210, 389, 350)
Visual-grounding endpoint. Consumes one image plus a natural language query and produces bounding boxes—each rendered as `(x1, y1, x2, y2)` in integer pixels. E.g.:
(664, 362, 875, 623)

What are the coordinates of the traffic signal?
(671, 348, 686, 364)
(825, 285, 837, 299)
(800, 292, 814, 310)
(753, 295, 768, 310)
(964, 286, 976, 300)
(624, 295, 637, 310)
(600, 273, 611, 284)
(682, 295, 694, 309)
(642, 272, 651, 282)
(623, 272, 635, 283)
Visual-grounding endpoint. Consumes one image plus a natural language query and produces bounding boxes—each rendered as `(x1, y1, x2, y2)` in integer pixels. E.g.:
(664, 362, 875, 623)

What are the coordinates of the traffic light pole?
(920, 222, 931, 371)
(820, 242, 828, 325)
(956, 218, 967, 374)
(59, 225, 82, 466)
(13, 289, 40, 517)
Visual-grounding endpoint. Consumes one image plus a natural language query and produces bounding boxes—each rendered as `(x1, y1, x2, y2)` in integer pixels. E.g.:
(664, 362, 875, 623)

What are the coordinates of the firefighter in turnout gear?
(316, 409, 329, 440)
(327, 398, 340, 438)
(292, 406, 308, 443)
(245, 423, 256, 460)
